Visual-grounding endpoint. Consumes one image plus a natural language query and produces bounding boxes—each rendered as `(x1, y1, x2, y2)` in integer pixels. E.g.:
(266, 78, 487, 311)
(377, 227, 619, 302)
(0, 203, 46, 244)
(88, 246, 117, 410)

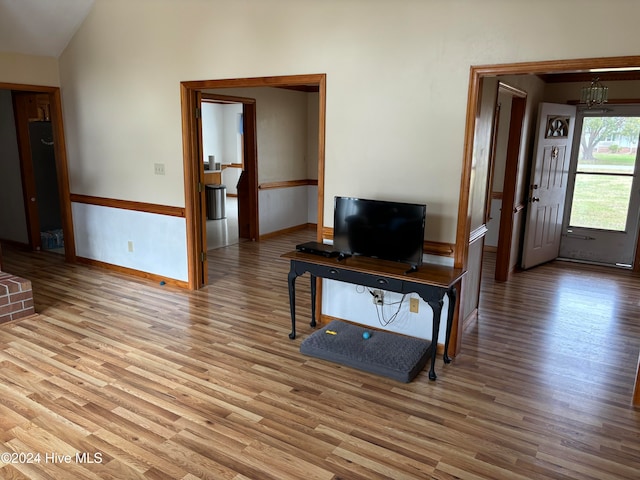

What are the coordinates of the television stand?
(281, 250, 466, 380)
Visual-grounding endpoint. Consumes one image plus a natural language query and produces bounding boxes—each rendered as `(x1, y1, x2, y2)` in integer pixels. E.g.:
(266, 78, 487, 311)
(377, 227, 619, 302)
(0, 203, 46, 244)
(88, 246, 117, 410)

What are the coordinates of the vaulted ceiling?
(2, 0, 640, 86)
(0, 0, 94, 57)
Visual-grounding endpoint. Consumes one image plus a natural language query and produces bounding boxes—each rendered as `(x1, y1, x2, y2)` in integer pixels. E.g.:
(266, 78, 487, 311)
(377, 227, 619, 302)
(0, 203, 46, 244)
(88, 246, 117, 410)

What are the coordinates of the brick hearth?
(0, 272, 35, 324)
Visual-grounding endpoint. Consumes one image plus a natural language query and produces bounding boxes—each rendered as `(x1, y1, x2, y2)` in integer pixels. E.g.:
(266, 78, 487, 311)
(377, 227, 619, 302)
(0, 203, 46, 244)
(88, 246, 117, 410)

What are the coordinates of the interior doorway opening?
(200, 94, 248, 253)
(460, 56, 640, 405)
(461, 57, 640, 284)
(0, 84, 74, 262)
(484, 82, 528, 282)
(13, 93, 65, 254)
(180, 74, 327, 290)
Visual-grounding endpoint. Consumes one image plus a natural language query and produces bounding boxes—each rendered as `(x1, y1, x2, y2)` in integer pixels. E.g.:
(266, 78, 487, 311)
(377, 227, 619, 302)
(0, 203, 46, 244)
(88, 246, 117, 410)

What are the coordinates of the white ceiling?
(2, 1, 638, 81)
(0, 0, 94, 57)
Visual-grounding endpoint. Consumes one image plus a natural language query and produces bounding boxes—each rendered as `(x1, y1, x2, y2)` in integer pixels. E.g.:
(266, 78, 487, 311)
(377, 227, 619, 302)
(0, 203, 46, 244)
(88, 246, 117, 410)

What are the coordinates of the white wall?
(323, 282, 450, 343)
(202, 102, 243, 193)
(485, 198, 502, 248)
(223, 108, 242, 165)
(206, 86, 310, 183)
(201, 102, 224, 168)
(259, 186, 310, 234)
(56, 0, 640, 284)
(206, 86, 316, 233)
(202, 102, 244, 168)
(0, 91, 29, 244)
(223, 105, 242, 195)
(306, 93, 319, 180)
(485, 91, 512, 248)
(486, 75, 548, 255)
(0, 52, 59, 86)
(60, 0, 637, 232)
(307, 185, 318, 224)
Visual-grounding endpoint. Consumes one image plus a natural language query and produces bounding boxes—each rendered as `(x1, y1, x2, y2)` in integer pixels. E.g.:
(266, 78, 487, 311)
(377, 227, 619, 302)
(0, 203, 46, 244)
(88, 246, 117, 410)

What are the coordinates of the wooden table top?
(281, 250, 466, 289)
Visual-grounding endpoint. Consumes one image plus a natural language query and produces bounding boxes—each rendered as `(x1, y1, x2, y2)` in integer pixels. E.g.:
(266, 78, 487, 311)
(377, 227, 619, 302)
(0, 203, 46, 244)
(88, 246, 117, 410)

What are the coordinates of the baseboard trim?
(75, 256, 188, 289)
(424, 241, 455, 257)
(462, 308, 478, 332)
(259, 223, 316, 240)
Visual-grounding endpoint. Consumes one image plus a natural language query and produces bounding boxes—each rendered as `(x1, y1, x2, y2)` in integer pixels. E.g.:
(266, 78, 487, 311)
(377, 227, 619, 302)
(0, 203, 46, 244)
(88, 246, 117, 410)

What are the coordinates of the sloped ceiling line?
(0, 0, 94, 57)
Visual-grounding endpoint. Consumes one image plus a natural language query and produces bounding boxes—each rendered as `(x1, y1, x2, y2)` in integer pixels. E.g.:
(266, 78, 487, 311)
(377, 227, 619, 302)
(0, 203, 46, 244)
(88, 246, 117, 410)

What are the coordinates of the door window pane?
(577, 116, 639, 174)
(569, 174, 633, 231)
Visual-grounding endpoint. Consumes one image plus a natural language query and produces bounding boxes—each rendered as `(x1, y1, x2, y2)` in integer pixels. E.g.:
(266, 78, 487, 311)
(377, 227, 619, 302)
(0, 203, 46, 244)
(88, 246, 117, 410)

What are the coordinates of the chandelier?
(580, 77, 608, 108)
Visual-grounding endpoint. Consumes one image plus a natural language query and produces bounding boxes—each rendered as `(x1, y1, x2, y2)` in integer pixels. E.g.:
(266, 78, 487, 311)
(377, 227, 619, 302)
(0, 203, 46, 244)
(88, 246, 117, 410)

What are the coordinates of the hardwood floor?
(0, 231, 639, 479)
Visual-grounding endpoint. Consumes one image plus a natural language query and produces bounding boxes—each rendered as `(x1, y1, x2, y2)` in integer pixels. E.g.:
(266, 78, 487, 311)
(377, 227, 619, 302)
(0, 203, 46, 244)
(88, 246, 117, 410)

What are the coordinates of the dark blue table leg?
(310, 274, 317, 327)
(443, 286, 457, 364)
(288, 268, 297, 339)
(426, 298, 444, 381)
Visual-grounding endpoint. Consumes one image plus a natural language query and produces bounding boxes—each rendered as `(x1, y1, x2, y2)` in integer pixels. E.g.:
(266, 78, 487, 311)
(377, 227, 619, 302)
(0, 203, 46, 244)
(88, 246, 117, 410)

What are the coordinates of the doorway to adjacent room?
(180, 74, 327, 290)
(0, 84, 75, 261)
(200, 95, 245, 252)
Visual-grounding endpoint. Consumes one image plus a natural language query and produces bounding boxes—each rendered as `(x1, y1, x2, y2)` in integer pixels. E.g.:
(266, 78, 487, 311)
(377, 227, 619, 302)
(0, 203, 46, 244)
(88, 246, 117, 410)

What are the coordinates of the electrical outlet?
(127, 241, 134, 252)
(410, 297, 419, 313)
(154, 163, 165, 175)
(372, 289, 384, 305)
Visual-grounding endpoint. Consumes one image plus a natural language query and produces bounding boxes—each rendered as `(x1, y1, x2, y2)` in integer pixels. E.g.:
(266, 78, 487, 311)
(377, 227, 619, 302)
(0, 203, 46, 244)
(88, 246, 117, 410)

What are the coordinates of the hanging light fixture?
(580, 77, 608, 108)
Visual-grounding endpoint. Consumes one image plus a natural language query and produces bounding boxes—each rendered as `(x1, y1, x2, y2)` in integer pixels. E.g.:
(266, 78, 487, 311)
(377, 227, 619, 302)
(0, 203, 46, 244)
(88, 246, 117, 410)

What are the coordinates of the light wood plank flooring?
(0, 230, 639, 479)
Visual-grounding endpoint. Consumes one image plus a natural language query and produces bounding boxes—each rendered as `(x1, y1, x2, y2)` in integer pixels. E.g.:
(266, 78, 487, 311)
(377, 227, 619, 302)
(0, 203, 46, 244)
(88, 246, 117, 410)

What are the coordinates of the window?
(568, 116, 639, 231)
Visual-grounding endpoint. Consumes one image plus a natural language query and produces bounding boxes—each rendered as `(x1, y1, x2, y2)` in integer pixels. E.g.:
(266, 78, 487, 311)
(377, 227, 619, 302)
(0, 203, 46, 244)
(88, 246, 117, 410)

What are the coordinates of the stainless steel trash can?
(205, 184, 226, 220)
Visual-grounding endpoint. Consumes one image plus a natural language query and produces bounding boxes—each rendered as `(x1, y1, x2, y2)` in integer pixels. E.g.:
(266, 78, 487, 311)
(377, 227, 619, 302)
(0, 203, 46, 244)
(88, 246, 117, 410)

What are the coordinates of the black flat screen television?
(333, 196, 426, 267)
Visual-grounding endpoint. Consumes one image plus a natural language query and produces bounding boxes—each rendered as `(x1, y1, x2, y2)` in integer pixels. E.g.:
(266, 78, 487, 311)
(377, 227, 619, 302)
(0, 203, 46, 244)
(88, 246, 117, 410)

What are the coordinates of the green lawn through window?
(569, 153, 635, 231)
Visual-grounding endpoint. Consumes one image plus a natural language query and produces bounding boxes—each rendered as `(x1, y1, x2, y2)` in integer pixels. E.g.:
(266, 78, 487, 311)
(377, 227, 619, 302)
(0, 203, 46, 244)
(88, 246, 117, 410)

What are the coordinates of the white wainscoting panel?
(322, 279, 449, 343)
(307, 184, 318, 224)
(259, 185, 311, 235)
(72, 202, 188, 281)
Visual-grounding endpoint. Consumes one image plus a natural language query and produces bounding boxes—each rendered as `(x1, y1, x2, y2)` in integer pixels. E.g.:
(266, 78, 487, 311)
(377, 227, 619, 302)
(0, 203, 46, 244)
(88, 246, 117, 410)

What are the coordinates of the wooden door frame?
(1, 82, 75, 261)
(634, 353, 640, 406)
(240, 101, 258, 241)
(12, 92, 42, 250)
(494, 83, 527, 281)
(458, 56, 640, 405)
(457, 56, 640, 274)
(180, 74, 326, 290)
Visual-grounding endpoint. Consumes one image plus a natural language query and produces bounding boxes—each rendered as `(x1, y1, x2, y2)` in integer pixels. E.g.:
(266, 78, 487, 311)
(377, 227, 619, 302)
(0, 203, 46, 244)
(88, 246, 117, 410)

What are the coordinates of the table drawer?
(309, 264, 404, 291)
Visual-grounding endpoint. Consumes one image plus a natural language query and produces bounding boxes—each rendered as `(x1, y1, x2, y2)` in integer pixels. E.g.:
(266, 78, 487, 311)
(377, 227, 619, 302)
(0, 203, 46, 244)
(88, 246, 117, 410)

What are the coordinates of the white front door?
(522, 103, 577, 269)
(559, 105, 640, 267)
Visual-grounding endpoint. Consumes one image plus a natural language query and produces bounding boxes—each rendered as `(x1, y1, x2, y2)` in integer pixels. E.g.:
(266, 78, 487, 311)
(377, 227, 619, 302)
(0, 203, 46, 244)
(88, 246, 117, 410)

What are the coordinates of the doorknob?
(530, 196, 540, 203)
(31, 197, 36, 202)
(530, 184, 539, 190)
